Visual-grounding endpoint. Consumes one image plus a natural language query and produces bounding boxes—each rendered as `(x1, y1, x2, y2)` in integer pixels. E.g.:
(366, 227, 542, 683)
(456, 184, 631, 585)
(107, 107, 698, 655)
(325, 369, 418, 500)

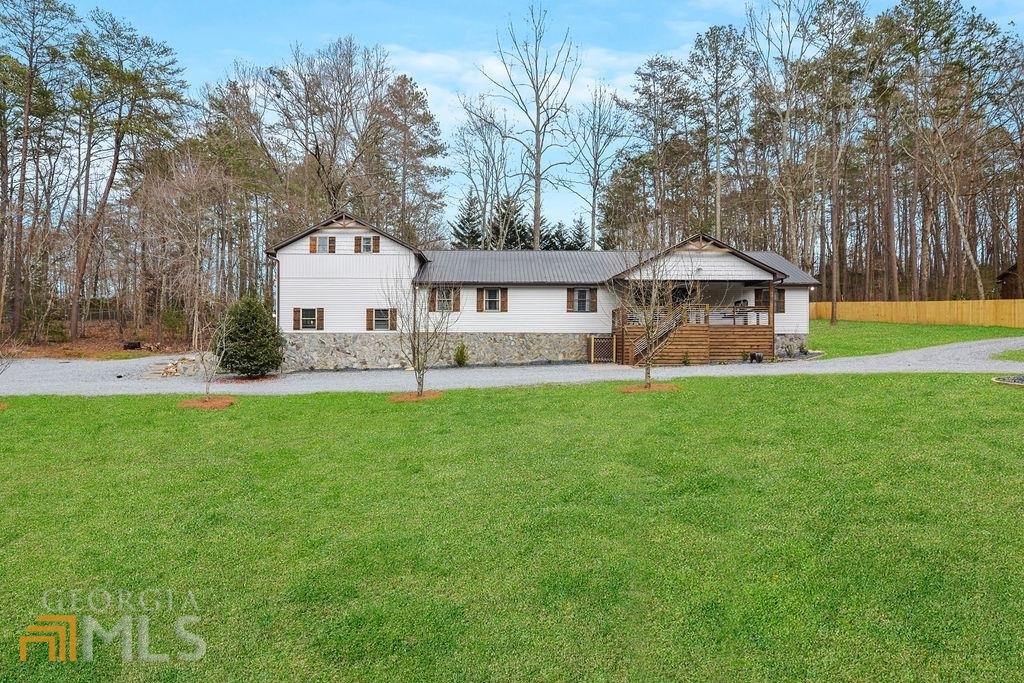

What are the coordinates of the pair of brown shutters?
(566, 288, 598, 312)
(308, 236, 380, 253)
(308, 237, 336, 253)
(292, 308, 324, 330)
(475, 288, 508, 312)
(427, 288, 461, 312)
(353, 236, 380, 253)
(365, 308, 397, 330)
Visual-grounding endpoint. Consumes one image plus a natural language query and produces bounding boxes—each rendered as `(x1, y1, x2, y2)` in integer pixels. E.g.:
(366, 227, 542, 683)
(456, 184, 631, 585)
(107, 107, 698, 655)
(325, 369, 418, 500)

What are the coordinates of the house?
(997, 264, 1019, 299)
(266, 212, 818, 371)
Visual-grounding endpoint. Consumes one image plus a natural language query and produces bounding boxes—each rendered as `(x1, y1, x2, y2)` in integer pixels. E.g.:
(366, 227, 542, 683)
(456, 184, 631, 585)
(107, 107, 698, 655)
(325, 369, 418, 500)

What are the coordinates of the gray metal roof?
(745, 251, 820, 286)
(415, 250, 627, 285)
(414, 248, 818, 287)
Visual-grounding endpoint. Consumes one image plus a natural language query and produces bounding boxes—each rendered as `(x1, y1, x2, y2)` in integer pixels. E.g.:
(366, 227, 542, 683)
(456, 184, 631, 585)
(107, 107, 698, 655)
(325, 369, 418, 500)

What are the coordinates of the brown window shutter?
(372, 235, 380, 253)
(309, 236, 317, 253)
(476, 288, 484, 312)
(354, 237, 362, 253)
(316, 308, 324, 330)
(389, 308, 397, 330)
(567, 288, 574, 312)
(328, 236, 336, 253)
(453, 288, 461, 312)
(428, 288, 437, 312)
(292, 308, 300, 330)
(366, 308, 373, 330)
(500, 288, 508, 312)
(589, 288, 598, 313)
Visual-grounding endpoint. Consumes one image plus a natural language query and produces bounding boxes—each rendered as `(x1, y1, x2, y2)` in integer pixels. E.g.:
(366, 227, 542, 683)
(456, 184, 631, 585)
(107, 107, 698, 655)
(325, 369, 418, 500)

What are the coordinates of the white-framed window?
(300, 308, 317, 329)
(360, 236, 373, 253)
(575, 288, 590, 312)
(317, 236, 330, 253)
(436, 287, 453, 312)
(484, 288, 501, 312)
(373, 308, 391, 330)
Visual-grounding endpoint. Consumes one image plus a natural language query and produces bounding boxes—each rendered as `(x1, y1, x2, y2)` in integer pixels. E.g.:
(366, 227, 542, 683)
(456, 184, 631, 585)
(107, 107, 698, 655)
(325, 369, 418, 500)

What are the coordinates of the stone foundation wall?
(774, 333, 809, 358)
(282, 332, 592, 372)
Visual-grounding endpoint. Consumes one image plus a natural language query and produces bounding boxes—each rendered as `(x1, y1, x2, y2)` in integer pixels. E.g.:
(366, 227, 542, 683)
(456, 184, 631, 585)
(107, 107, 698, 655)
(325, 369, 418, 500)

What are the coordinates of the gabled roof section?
(612, 233, 788, 281)
(744, 251, 820, 286)
(266, 211, 424, 258)
(414, 250, 626, 285)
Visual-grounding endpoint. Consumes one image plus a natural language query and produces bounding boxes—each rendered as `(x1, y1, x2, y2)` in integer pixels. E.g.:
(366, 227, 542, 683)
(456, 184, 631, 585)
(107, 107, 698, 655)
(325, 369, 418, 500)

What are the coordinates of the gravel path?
(1, 335, 1023, 397)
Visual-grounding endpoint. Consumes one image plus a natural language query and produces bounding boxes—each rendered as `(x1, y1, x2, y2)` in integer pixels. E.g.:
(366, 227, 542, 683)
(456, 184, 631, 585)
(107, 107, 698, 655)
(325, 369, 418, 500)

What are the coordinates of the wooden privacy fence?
(809, 299, 1024, 328)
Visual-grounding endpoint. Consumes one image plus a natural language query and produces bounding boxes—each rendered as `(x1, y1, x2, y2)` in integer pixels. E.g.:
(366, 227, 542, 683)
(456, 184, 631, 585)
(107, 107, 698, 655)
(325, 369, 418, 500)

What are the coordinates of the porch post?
(768, 280, 775, 330)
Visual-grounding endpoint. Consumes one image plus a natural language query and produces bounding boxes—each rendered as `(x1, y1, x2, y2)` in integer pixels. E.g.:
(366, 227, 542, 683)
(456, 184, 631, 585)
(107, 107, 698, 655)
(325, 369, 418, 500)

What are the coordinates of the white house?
(267, 212, 818, 370)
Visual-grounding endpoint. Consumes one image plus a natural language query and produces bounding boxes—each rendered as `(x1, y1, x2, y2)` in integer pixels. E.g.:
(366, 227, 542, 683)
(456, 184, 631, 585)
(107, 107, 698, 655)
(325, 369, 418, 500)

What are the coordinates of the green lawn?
(992, 349, 1024, 362)
(3, 377, 1024, 681)
(810, 319, 1024, 358)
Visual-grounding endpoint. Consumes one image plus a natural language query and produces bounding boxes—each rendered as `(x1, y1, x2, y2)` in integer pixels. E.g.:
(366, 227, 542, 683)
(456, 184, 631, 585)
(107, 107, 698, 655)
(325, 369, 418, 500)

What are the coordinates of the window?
(301, 308, 317, 329)
(436, 287, 453, 312)
(476, 287, 507, 312)
(575, 288, 590, 312)
(366, 308, 396, 331)
(292, 307, 323, 330)
(484, 288, 501, 312)
(754, 288, 785, 313)
(308, 235, 335, 253)
(354, 236, 379, 253)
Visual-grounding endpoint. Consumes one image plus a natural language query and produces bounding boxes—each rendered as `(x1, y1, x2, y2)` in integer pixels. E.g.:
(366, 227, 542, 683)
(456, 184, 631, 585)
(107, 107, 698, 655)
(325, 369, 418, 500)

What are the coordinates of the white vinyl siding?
(626, 249, 773, 282)
(774, 287, 810, 334)
(447, 286, 615, 333)
(277, 226, 416, 333)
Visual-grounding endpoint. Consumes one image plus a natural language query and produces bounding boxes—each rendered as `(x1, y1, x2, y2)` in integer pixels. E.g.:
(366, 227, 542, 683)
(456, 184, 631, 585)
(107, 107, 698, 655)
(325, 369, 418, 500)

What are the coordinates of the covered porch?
(609, 280, 777, 366)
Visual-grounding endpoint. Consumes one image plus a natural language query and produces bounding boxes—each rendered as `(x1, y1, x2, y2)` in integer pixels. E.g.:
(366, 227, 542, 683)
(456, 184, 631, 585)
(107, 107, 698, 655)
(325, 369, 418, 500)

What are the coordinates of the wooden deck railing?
(613, 305, 770, 328)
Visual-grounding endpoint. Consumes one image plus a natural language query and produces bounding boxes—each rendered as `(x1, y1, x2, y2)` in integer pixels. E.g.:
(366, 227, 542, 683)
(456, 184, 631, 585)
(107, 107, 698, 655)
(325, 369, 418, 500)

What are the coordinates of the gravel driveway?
(1, 336, 1023, 397)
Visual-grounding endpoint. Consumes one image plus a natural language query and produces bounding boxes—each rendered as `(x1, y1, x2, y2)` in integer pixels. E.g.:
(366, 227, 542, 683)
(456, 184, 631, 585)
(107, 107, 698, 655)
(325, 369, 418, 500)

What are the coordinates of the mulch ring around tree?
(178, 395, 237, 409)
(388, 391, 443, 403)
(992, 376, 1024, 387)
(215, 374, 281, 384)
(618, 383, 680, 394)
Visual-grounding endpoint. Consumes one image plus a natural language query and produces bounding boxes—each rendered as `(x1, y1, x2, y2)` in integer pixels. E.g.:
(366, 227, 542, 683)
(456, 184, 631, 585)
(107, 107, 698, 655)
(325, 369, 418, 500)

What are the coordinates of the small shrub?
(798, 342, 808, 355)
(741, 351, 750, 362)
(216, 297, 284, 377)
(453, 342, 469, 367)
(682, 352, 691, 366)
(46, 321, 69, 343)
(161, 306, 186, 337)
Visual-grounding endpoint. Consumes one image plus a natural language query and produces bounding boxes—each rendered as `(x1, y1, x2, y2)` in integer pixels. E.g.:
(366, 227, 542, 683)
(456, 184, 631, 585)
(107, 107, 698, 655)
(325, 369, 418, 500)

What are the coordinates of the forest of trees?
(1, 0, 1021, 345)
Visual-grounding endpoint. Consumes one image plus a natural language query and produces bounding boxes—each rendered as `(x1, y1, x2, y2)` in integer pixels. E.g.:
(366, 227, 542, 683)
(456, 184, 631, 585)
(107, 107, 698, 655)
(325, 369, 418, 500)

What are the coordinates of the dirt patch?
(0, 402, 7, 411)
(178, 395, 237, 409)
(8, 321, 188, 360)
(215, 374, 281, 384)
(388, 391, 443, 403)
(619, 383, 680, 394)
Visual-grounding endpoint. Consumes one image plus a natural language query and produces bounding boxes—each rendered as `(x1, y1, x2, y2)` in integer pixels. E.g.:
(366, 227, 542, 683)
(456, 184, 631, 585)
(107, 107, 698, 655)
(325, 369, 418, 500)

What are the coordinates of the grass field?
(809, 319, 1024, 358)
(3, 376, 1024, 680)
(992, 348, 1024, 362)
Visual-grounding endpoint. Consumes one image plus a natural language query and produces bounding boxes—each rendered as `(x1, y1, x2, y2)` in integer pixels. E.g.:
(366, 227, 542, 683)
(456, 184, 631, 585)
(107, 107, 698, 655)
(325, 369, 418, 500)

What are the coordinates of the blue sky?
(70, 0, 1024, 225)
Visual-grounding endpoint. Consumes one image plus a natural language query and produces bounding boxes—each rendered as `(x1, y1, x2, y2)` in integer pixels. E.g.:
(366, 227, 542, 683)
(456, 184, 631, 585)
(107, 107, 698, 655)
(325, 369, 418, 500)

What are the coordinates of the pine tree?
(567, 216, 589, 250)
(488, 194, 531, 249)
(541, 220, 567, 250)
(217, 297, 284, 376)
(449, 194, 483, 249)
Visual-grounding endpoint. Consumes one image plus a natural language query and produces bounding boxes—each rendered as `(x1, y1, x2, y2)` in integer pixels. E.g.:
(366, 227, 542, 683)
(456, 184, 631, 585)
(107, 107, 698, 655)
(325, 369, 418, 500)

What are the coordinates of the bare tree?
(564, 83, 629, 249)
(385, 279, 455, 397)
(0, 331, 20, 379)
(483, 5, 579, 249)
